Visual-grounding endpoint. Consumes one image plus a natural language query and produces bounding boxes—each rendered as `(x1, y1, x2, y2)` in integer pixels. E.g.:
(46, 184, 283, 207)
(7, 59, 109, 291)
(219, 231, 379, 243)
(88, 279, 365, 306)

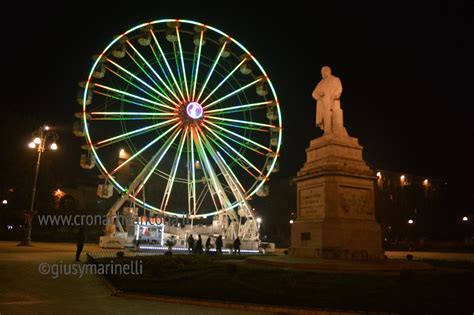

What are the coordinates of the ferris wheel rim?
(82, 18, 283, 218)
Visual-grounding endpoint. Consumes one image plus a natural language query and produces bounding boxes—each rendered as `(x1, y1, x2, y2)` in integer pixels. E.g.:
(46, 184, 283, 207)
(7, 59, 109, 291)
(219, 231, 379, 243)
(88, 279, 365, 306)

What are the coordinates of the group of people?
(186, 234, 241, 255)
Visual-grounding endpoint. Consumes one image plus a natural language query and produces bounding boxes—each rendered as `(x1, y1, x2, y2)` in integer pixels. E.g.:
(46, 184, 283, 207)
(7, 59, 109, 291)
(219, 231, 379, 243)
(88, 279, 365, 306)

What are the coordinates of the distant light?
(289, 219, 294, 224)
(50, 143, 58, 150)
(463, 216, 469, 222)
(44, 125, 50, 130)
(256, 217, 262, 224)
(423, 179, 429, 187)
(119, 148, 129, 159)
(2, 200, 7, 205)
(28, 142, 36, 149)
(33, 137, 41, 145)
(376, 171, 382, 178)
(400, 175, 406, 181)
(408, 219, 414, 224)
(195, 160, 201, 169)
(53, 189, 65, 198)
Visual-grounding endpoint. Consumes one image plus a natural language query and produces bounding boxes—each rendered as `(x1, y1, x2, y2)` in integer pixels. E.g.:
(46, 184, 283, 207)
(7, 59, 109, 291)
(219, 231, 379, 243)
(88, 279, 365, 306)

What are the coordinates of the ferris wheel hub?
(185, 102, 203, 119)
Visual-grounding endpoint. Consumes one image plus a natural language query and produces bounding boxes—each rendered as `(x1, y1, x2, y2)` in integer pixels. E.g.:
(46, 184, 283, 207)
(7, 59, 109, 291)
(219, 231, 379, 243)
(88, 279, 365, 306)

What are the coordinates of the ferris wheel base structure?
(75, 19, 282, 251)
(99, 214, 264, 251)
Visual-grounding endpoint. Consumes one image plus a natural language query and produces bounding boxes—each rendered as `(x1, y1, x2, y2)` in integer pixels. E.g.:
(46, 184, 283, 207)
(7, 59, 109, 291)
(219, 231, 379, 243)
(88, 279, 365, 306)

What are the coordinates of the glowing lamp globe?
(186, 102, 203, 119)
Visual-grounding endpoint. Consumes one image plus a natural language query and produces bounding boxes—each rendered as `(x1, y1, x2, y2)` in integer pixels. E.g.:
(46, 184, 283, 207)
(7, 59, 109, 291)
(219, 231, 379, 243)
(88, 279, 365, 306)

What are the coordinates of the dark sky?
(1, 1, 473, 211)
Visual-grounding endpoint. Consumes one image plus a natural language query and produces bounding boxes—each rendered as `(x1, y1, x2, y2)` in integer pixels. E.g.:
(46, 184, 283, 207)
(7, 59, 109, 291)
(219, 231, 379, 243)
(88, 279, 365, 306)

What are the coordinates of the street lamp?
(18, 125, 58, 246)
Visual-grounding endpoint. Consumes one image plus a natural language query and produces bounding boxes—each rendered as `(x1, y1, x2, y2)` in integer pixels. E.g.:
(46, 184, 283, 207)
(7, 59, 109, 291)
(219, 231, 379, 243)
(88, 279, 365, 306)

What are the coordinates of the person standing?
(195, 235, 203, 254)
(75, 226, 85, 262)
(205, 237, 211, 254)
(187, 234, 195, 254)
(233, 236, 241, 255)
(215, 235, 223, 255)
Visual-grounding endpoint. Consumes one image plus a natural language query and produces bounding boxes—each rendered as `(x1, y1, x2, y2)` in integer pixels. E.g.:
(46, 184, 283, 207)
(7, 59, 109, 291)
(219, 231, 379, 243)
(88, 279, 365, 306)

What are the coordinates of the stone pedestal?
(289, 134, 383, 260)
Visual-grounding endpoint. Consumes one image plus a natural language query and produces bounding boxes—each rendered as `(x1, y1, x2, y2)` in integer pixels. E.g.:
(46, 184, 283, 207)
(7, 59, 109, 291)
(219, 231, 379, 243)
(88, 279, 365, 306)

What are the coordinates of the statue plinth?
(290, 134, 383, 260)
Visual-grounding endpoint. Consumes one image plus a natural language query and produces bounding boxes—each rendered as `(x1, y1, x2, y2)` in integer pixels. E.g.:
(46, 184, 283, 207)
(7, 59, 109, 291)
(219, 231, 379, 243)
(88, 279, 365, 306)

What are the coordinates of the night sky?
(1, 2, 473, 217)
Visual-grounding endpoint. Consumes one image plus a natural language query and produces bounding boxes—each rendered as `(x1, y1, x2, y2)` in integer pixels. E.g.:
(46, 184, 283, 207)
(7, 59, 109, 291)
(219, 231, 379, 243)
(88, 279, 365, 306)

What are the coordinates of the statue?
(312, 66, 348, 136)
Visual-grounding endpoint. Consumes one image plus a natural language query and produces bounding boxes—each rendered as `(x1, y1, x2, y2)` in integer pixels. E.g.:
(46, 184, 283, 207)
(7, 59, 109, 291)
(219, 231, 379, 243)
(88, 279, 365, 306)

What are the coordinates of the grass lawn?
(93, 254, 474, 313)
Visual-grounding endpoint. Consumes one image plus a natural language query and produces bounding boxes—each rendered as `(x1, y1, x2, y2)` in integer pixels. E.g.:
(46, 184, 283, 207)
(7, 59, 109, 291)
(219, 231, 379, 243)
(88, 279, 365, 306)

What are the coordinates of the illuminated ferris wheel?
(76, 19, 282, 241)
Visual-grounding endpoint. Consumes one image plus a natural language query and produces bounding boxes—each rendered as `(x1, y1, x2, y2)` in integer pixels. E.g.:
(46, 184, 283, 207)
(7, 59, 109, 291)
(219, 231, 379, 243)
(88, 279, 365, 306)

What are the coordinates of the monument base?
(290, 134, 384, 260)
(289, 218, 383, 259)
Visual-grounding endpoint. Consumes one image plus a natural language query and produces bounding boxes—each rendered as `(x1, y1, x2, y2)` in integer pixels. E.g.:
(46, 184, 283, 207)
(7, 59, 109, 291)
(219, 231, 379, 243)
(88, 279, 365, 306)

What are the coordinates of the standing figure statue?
(312, 66, 348, 136)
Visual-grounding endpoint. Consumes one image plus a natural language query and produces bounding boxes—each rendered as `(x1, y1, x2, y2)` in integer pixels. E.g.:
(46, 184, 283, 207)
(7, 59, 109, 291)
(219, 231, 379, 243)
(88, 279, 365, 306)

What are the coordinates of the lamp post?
(18, 125, 58, 246)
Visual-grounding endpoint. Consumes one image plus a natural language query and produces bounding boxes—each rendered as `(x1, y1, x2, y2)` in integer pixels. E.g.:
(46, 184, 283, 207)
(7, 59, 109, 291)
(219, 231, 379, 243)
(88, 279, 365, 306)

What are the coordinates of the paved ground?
(0, 241, 266, 315)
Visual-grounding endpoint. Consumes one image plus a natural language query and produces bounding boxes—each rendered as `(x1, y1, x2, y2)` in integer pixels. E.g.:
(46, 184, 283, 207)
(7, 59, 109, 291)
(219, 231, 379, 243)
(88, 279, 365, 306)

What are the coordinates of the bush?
(116, 251, 125, 258)
(406, 254, 413, 261)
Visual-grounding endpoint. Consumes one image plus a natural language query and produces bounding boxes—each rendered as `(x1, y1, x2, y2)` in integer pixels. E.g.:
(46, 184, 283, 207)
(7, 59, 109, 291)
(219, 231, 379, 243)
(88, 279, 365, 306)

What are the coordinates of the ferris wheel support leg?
(103, 127, 182, 237)
(105, 194, 130, 236)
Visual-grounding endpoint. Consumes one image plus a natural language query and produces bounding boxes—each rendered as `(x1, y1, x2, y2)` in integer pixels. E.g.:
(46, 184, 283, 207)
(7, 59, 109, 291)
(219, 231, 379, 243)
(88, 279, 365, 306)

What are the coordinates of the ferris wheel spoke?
(126, 40, 182, 105)
(90, 111, 176, 121)
(200, 57, 248, 105)
(205, 101, 272, 114)
(207, 120, 268, 133)
(125, 50, 168, 99)
(136, 127, 182, 194)
(94, 90, 158, 112)
(191, 31, 204, 101)
(216, 151, 246, 194)
(149, 30, 186, 103)
(111, 122, 182, 175)
(204, 125, 267, 156)
(202, 124, 263, 176)
(194, 128, 229, 211)
(94, 83, 175, 111)
(148, 43, 178, 96)
(172, 42, 186, 101)
(105, 67, 168, 106)
(189, 128, 197, 215)
(196, 41, 228, 103)
(195, 184, 209, 214)
(204, 120, 273, 153)
(202, 77, 263, 109)
(197, 128, 248, 192)
(94, 118, 179, 148)
(207, 135, 258, 179)
(205, 115, 276, 129)
(176, 27, 190, 101)
(106, 58, 179, 107)
(160, 127, 188, 211)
